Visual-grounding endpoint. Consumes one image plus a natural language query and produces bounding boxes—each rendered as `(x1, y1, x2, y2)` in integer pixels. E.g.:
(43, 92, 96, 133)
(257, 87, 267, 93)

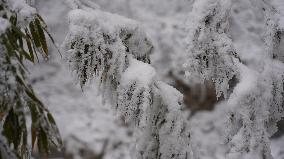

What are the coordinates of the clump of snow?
(118, 58, 155, 124)
(121, 58, 156, 87)
(0, 18, 10, 35)
(8, 0, 36, 18)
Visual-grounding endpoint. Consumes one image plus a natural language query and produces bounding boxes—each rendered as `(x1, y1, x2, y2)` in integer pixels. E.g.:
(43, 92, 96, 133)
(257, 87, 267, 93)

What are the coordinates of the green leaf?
(9, 15, 17, 25)
(42, 26, 62, 57)
(18, 36, 23, 48)
(26, 37, 34, 62)
(25, 89, 44, 106)
(2, 36, 15, 56)
(35, 18, 48, 56)
(29, 21, 41, 48)
(0, 7, 62, 158)
(25, 28, 39, 62)
(31, 126, 37, 150)
(15, 75, 26, 86)
(10, 25, 27, 39)
(47, 113, 56, 125)
(36, 14, 47, 29)
(6, 33, 18, 50)
(19, 48, 33, 62)
(38, 128, 49, 155)
(3, 109, 21, 149)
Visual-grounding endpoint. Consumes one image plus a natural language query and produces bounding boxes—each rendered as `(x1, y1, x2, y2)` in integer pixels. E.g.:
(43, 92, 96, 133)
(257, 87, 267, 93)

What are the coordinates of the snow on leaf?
(64, 8, 193, 159)
(184, 0, 240, 99)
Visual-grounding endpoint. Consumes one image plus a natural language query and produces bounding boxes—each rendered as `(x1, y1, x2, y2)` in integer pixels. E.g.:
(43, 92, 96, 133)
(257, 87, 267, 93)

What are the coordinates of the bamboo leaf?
(36, 14, 47, 29)
(15, 75, 26, 86)
(26, 37, 34, 62)
(25, 28, 39, 62)
(42, 26, 62, 57)
(41, 129, 49, 155)
(2, 36, 15, 56)
(29, 21, 41, 48)
(37, 128, 49, 155)
(35, 18, 48, 56)
(47, 113, 56, 125)
(9, 15, 17, 25)
(10, 25, 27, 39)
(19, 48, 33, 62)
(18, 36, 23, 48)
(31, 126, 37, 150)
(25, 89, 44, 106)
(3, 109, 21, 149)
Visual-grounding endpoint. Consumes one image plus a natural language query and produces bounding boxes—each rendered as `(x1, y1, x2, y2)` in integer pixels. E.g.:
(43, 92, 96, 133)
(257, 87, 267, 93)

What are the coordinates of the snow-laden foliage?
(225, 63, 284, 159)
(0, 0, 62, 158)
(184, 0, 284, 159)
(65, 0, 100, 10)
(63, 9, 152, 90)
(8, 0, 36, 17)
(184, 0, 240, 98)
(117, 58, 155, 124)
(252, 0, 282, 59)
(224, 2, 284, 159)
(63, 8, 193, 159)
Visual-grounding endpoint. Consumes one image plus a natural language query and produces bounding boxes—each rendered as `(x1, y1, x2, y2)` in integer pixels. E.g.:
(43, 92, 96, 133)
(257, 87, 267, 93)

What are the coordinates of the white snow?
(8, 0, 36, 18)
(121, 58, 156, 87)
(25, 0, 284, 159)
(0, 18, 10, 35)
(67, 9, 139, 37)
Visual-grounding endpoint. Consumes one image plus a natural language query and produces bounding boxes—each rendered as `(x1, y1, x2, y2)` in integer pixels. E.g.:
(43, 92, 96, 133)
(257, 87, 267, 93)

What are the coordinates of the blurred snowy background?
(29, 0, 284, 158)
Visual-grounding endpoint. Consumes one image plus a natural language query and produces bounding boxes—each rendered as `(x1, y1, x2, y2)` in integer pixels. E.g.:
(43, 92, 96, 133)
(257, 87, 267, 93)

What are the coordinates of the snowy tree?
(2, 0, 284, 158)
(3, 0, 278, 158)
(0, 0, 61, 158)
(185, 0, 284, 159)
(63, 4, 194, 158)
(62, 0, 284, 158)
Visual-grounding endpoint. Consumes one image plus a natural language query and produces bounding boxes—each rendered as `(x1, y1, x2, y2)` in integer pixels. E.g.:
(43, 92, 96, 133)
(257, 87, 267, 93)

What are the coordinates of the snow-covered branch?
(184, 0, 240, 99)
(63, 9, 193, 159)
(184, 0, 284, 159)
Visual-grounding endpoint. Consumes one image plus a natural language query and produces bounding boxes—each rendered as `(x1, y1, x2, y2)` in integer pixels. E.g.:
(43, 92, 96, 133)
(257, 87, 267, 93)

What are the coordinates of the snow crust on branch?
(63, 9, 193, 159)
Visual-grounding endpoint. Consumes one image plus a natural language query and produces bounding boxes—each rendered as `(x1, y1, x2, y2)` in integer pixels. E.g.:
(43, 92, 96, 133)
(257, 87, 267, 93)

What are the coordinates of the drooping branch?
(63, 9, 193, 159)
(184, 0, 240, 99)
(185, 1, 284, 159)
